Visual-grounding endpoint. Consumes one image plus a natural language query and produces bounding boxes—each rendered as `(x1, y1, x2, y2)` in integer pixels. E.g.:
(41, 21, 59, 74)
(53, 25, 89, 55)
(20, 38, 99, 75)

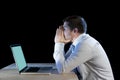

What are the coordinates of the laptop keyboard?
(39, 67, 52, 70)
(26, 67, 52, 72)
(26, 67, 40, 72)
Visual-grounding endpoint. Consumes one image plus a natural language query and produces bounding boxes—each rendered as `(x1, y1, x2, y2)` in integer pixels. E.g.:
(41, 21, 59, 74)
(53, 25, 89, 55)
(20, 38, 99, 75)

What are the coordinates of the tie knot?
(71, 44, 75, 48)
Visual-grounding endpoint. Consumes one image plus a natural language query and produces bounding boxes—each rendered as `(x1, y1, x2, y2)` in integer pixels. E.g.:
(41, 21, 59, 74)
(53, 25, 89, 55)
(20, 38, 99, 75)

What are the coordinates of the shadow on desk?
(0, 63, 79, 80)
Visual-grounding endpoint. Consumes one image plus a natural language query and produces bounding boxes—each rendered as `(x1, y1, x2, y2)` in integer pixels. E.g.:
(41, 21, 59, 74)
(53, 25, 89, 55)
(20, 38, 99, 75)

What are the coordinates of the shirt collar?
(72, 33, 86, 46)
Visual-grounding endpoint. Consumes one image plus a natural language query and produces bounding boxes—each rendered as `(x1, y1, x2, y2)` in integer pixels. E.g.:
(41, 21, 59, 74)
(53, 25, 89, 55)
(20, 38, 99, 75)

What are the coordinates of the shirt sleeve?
(53, 43, 65, 73)
(53, 42, 94, 73)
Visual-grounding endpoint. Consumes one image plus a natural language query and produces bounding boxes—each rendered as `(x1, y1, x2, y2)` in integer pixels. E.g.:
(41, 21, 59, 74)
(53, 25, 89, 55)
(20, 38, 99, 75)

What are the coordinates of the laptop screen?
(10, 44, 27, 71)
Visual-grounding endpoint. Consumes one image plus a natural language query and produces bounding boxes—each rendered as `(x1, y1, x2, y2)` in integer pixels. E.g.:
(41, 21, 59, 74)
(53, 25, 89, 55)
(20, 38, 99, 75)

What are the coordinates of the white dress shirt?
(53, 33, 114, 80)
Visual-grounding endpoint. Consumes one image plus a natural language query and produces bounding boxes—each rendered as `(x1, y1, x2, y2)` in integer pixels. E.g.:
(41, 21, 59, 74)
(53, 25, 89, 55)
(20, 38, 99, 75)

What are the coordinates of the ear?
(73, 28, 78, 33)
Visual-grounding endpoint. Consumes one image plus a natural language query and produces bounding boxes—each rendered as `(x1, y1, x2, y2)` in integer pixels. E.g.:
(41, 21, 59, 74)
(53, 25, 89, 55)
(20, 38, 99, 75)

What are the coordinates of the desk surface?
(0, 63, 79, 80)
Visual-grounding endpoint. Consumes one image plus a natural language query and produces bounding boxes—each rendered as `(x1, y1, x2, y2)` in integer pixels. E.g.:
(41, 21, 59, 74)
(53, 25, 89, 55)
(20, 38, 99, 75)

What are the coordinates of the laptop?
(10, 44, 53, 74)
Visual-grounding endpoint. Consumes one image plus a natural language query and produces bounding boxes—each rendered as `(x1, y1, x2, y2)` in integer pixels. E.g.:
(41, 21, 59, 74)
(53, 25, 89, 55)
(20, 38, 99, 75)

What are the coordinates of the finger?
(56, 28, 62, 36)
(64, 39, 71, 43)
(56, 28, 58, 34)
(61, 29, 65, 38)
(59, 25, 64, 30)
(56, 28, 60, 36)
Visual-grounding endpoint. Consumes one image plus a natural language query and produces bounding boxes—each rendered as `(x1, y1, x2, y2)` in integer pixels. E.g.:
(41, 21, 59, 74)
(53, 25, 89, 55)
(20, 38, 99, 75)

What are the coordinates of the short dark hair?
(63, 15, 87, 33)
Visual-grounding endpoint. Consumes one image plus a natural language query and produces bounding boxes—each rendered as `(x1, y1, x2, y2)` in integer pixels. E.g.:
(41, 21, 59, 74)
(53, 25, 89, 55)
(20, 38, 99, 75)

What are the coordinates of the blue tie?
(65, 44, 75, 59)
(73, 67, 82, 80)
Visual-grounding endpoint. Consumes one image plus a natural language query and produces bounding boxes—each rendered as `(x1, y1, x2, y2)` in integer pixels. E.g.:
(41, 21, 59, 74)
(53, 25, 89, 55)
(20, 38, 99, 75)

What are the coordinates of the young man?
(53, 15, 114, 80)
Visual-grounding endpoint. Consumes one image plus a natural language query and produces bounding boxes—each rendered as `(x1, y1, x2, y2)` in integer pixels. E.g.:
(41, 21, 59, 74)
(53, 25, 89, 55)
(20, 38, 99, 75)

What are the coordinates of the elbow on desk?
(57, 69, 71, 74)
(55, 61, 72, 73)
(56, 66, 71, 74)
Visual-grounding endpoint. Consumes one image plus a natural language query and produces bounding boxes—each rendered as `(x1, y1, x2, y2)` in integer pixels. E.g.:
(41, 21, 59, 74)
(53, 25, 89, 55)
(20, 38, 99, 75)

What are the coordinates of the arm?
(53, 42, 93, 73)
(53, 26, 71, 73)
(53, 43, 65, 73)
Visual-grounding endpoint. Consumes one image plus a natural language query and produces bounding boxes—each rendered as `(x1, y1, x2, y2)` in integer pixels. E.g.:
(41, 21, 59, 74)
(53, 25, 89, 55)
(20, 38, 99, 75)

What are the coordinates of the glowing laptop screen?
(11, 45, 27, 71)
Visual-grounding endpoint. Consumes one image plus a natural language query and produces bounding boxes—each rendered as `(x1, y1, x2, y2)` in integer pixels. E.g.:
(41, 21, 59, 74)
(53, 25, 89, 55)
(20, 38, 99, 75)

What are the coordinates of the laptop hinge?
(20, 66, 27, 73)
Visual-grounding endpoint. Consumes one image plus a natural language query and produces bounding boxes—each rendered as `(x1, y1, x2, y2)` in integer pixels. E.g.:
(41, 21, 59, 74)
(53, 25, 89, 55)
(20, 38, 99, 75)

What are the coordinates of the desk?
(0, 63, 79, 80)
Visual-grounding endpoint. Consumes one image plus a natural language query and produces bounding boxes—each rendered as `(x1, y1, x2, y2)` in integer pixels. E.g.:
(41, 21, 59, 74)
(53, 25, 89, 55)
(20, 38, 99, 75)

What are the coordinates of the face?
(63, 22, 73, 41)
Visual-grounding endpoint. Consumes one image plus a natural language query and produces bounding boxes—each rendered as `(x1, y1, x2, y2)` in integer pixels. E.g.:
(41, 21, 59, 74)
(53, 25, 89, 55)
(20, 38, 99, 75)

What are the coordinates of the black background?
(0, 2, 119, 79)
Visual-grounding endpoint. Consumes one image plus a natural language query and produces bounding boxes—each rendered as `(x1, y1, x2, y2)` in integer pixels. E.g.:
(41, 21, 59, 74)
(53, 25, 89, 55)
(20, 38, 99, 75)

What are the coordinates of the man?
(53, 15, 114, 80)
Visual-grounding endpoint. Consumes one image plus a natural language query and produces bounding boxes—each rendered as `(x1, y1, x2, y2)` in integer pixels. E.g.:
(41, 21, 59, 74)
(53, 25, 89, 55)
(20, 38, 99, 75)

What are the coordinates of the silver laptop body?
(10, 44, 53, 74)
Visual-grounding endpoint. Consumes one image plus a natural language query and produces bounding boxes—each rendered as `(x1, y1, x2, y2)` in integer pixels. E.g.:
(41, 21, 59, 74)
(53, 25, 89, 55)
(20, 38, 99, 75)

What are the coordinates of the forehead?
(63, 22, 69, 28)
(63, 22, 72, 31)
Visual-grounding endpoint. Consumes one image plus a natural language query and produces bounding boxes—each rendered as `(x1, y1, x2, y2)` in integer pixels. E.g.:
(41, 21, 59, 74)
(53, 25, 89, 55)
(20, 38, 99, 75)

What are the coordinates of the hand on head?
(54, 25, 71, 43)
